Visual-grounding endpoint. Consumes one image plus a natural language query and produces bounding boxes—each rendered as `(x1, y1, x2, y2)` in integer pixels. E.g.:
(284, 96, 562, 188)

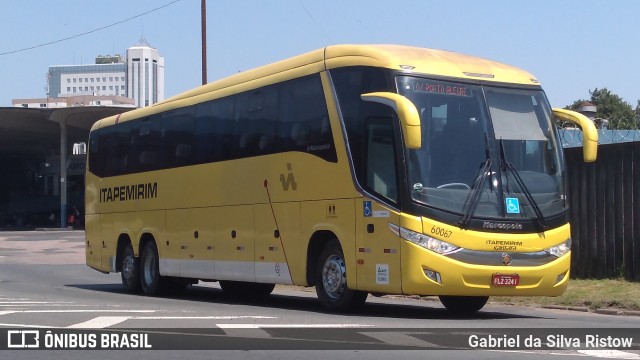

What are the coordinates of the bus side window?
(280, 75, 336, 162)
(365, 117, 398, 204)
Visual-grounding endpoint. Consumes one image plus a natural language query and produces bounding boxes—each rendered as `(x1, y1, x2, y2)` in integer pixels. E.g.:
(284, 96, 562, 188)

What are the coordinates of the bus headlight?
(546, 238, 571, 258)
(397, 226, 460, 255)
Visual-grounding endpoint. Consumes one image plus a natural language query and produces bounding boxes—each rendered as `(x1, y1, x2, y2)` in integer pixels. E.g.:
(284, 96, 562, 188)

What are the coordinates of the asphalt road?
(1, 230, 639, 360)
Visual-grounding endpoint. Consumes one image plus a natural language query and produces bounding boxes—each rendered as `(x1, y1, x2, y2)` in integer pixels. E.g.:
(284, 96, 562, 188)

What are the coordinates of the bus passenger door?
(254, 203, 298, 284)
(213, 205, 255, 282)
(355, 117, 403, 294)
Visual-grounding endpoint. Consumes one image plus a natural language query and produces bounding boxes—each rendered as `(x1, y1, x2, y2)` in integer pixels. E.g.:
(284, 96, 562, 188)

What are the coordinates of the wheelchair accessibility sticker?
(506, 197, 520, 214)
(363, 201, 372, 217)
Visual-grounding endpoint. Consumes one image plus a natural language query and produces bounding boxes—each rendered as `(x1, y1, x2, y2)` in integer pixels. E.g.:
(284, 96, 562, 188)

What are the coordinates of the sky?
(1, 0, 639, 108)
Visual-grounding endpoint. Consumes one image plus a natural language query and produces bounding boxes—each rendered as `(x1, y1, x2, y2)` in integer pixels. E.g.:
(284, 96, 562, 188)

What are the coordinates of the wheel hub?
(322, 254, 346, 299)
(122, 256, 135, 280)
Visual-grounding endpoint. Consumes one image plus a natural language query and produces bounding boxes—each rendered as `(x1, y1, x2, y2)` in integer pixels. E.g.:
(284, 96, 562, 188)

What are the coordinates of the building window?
(85, 86, 88, 91)
(109, 77, 113, 81)
(40, 103, 46, 108)
(67, 79, 70, 83)
(109, 86, 113, 90)
(67, 87, 71, 92)
(91, 86, 94, 91)
(79, 78, 82, 83)
(102, 86, 106, 90)
(73, 78, 77, 83)
(102, 77, 106, 82)
(121, 76, 125, 81)
(91, 78, 94, 82)
(96, 78, 100, 82)
(120, 85, 125, 90)
(85, 78, 88, 82)
(73, 87, 77, 93)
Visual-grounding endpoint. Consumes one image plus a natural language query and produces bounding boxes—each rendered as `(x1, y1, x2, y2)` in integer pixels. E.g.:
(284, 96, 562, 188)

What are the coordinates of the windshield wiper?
(499, 139, 546, 231)
(459, 133, 493, 229)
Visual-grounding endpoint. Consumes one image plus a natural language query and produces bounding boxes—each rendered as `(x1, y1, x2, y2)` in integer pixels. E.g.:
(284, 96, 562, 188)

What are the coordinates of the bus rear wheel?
(438, 295, 489, 315)
(219, 281, 275, 298)
(315, 240, 367, 312)
(140, 241, 163, 296)
(120, 243, 140, 293)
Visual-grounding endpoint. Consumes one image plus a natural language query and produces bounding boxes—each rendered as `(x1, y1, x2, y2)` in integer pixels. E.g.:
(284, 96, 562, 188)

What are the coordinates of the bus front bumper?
(401, 242, 570, 297)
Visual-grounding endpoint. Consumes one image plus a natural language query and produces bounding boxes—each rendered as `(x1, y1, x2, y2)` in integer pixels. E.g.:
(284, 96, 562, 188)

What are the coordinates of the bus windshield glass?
(397, 76, 565, 221)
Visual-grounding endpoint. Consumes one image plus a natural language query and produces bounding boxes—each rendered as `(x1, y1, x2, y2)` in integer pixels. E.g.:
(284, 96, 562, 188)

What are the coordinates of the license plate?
(492, 274, 520, 287)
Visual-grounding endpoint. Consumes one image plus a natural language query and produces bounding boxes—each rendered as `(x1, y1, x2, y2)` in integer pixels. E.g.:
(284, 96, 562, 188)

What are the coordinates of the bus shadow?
(69, 282, 545, 321)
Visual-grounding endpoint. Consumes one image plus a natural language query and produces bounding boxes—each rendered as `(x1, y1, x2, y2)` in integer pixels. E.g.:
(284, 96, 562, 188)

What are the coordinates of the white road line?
(216, 324, 374, 328)
(359, 331, 443, 348)
(578, 350, 640, 359)
(0, 309, 156, 315)
(67, 316, 131, 329)
(0, 323, 57, 329)
(0, 301, 74, 304)
(0, 304, 87, 307)
(130, 316, 276, 320)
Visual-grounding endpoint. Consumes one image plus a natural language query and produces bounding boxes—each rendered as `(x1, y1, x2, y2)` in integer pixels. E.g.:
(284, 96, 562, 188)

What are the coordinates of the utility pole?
(201, 0, 207, 85)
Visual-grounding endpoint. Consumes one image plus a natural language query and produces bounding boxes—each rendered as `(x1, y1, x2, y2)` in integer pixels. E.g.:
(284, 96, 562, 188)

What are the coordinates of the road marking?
(0, 309, 156, 316)
(65, 315, 279, 329)
(359, 331, 443, 348)
(67, 316, 131, 329)
(491, 349, 640, 359)
(0, 322, 57, 328)
(216, 324, 374, 329)
(0, 301, 74, 304)
(578, 350, 640, 359)
(130, 316, 276, 320)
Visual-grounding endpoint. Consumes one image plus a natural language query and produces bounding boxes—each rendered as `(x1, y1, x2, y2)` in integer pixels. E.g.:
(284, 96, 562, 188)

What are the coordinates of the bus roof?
(92, 44, 539, 131)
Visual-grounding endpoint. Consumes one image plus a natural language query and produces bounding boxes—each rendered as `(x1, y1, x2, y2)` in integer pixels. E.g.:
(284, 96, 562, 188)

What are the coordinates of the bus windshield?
(397, 76, 565, 221)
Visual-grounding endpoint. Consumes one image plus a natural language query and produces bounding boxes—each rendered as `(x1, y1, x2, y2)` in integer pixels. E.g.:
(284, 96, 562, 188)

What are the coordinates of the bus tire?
(140, 241, 162, 296)
(120, 243, 141, 293)
(220, 281, 275, 298)
(438, 295, 489, 315)
(315, 240, 367, 312)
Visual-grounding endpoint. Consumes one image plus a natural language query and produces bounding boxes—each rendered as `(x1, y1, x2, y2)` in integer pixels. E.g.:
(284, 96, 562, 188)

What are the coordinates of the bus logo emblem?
(279, 163, 297, 191)
(501, 253, 513, 266)
(506, 198, 520, 214)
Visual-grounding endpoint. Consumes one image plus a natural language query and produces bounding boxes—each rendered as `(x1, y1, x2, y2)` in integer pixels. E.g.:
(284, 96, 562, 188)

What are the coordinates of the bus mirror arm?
(552, 108, 598, 162)
(361, 92, 422, 149)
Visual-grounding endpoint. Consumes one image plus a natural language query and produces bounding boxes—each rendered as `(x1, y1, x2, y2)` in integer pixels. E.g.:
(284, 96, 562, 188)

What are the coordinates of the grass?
(488, 279, 640, 311)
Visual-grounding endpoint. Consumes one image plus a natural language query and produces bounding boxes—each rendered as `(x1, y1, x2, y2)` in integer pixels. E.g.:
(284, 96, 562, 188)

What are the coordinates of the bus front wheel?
(120, 243, 140, 293)
(315, 240, 367, 312)
(140, 241, 162, 296)
(438, 295, 489, 315)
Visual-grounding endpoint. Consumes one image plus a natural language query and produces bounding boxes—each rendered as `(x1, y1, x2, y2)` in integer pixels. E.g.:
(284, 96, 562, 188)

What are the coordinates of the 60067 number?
(430, 226, 452, 239)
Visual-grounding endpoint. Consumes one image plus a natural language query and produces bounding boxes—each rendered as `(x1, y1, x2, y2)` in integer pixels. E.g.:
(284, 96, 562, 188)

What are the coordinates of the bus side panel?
(166, 207, 215, 279)
(300, 199, 356, 288)
(214, 205, 255, 282)
(254, 203, 299, 285)
(354, 199, 402, 294)
(85, 213, 104, 272)
(100, 213, 117, 273)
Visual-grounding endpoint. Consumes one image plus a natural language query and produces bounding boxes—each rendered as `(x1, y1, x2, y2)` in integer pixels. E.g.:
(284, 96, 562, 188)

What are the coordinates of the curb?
(543, 305, 640, 317)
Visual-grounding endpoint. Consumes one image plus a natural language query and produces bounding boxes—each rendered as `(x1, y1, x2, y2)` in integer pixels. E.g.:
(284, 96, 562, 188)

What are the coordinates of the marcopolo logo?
(7, 330, 40, 348)
(4, 330, 153, 350)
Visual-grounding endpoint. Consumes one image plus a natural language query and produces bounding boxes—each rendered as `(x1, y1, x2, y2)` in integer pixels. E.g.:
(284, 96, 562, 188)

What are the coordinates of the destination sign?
(412, 81, 472, 97)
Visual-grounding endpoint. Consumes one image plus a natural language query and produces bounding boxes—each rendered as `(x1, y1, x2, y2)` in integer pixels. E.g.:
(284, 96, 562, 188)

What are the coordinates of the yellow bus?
(85, 44, 597, 314)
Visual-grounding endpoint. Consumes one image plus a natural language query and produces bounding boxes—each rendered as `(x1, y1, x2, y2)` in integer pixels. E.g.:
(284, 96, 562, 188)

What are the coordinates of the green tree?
(566, 88, 636, 129)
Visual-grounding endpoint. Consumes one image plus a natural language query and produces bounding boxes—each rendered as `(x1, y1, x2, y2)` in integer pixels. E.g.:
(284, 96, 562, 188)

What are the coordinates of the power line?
(296, 0, 333, 44)
(0, 0, 183, 56)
